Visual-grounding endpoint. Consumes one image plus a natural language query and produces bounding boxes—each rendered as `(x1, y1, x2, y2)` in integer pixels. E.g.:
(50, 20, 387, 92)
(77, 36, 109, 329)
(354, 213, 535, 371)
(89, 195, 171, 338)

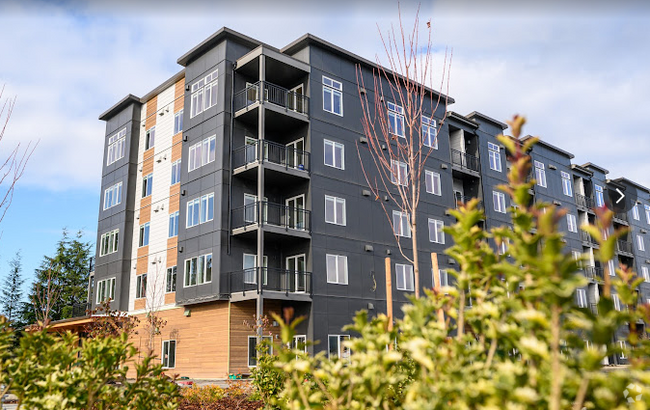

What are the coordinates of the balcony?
(613, 212, 629, 225)
(68, 303, 90, 318)
(616, 240, 634, 256)
(227, 268, 312, 300)
(234, 81, 309, 116)
(451, 149, 480, 174)
(589, 303, 598, 315)
(232, 201, 311, 238)
(584, 266, 604, 282)
(575, 194, 595, 211)
(233, 140, 310, 179)
(454, 195, 483, 210)
(580, 231, 598, 247)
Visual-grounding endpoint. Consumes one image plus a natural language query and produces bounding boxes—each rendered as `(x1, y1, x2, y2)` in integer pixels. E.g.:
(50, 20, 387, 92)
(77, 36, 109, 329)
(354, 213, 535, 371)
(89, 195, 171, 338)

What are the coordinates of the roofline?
(571, 164, 594, 177)
(141, 69, 185, 103)
(582, 162, 610, 175)
(613, 177, 650, 193)
(465, 111, 508, 130)
(522, 135, 575, 159)
(280, 33, 455, 105)
(99, 94, 141, 121)
(448, 111, 479, 129)
(177, 27, 269, 67)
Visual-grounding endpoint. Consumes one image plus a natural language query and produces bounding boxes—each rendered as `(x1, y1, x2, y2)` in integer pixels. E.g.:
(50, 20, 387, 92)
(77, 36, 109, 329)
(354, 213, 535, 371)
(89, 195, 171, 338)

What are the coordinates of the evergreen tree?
(24, 229, 92, 323)
(0, 251, 24, 323)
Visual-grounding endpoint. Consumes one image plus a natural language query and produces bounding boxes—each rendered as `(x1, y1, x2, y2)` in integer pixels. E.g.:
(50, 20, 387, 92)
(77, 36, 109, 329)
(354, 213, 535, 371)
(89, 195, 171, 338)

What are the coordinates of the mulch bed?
(178, 397, 263, 410)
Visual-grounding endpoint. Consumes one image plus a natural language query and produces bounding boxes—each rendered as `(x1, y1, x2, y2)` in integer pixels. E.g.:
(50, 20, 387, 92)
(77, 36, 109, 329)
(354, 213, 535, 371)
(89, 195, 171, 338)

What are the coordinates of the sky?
(0, 0, 649, 294)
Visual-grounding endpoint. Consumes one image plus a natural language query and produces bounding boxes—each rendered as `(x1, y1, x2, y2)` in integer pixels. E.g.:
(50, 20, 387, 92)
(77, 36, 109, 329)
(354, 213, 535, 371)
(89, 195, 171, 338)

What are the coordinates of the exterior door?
(286, 194, 305, 230)
(245, 137, 257, 164)
(286, 254, 306, 293)
(243, 254, 268, 285)
(246, 82, 259, 105)
(244, 194, 267, 224)
(290, 84, 304, 113)
(286, 138, 304, 169)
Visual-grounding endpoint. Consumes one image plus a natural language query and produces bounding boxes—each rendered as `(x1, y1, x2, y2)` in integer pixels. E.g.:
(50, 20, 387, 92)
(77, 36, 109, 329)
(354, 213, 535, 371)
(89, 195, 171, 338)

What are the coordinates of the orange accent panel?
(145, 95, 158, 130)
(166, 245, 177, 267)
(134, 298, 146, 311)
(174, 78, 185, 113)
(142, 157, 154, 176)
(139, 203, 151, 224)
(164, 293, 176, 305)
(143, 147, 155, 161)
(127, 302, 230, 379)
(136, 253, 148, 275)
(169, 187, 180, 213)
(172, 139, 182, 160)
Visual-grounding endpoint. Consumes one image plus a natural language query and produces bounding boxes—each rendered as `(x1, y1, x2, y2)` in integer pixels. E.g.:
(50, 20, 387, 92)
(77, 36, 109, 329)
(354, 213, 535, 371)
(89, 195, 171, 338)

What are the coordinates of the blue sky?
(0, 0, 649, 294)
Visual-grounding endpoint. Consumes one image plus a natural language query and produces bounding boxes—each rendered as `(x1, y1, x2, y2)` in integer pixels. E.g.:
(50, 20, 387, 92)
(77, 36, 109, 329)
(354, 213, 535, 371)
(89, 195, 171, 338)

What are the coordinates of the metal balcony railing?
(617, 240, 633, 255)
(228, 268, 312, 296)
(232, 201, 311, 232)
(233, 140, 310, 172)
(614, 212, 629, 223)
(575, 194, 595, 209)
(69, 303, 91, 318)
(584, 266, 604, 282)
(234, 81, 309, 115)
(450, 149, 480, 172)
(454, 194, 483, 210)
(580, 231, 598, 246)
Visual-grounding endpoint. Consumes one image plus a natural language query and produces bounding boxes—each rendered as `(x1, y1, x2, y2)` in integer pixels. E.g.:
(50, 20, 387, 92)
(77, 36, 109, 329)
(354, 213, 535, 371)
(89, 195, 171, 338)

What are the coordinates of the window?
(434, 269, 449, 288)
(572, 250, 582, 268)
(534, 161, 547, 188)
(645, 204, 650, 225)
(428, 218, 445, 244)
(186, 193, 214, 228)
(142, 174, 153, 198)
(162, 340, 176, 368)
(387, 102, 405, 137)
(188, 135, 216, 172)
(324, 195, 346, 226)
(328, 335, 350, 360)
(96, 277, 116, 303)
(488, 142, 502, 172)
(190, 69, 218, 118)
(637, 234, 646, 252)
(576, 288, 587, 308)
(619, 341, 627, 360)
(425, 170, 441, 196)
(393, 210, 411, 238)
(106, 128, 126, 166)
(99, 229, 119, 257)
(326, 254, 348, 285)
(493, 191, 507, 214)
(567, 214, 578, 233)
(145, 126, 155, 150)
(608, 259, 616, 276)
(183, 253, 212, 287)
(633, 204, 640, 220)
(171, 160, 181, 185)
(612, 293, 621, 311)
(324, 140, 344, 169)
(166, 266, 177, 293)
(391, 160, 408, 186)
(139, 223, 150, 247)
(103, 182, 123, 210)
(174, 110, 184, 134)
(243, 254, 268, 285)
(248, 336, 273, 367)
(642, 266, 650, 283)
(292, 335, 307, 354)
(169, 211, 179, 237)
(322, 76, 343, 116)
(395, 263, 414, 291)
(136, 274, 147, 299)
(561, 171, 573, 197)
(422, 116, 437, 149)
(499, 240, 509, 256)
(595, 185, 605, 208)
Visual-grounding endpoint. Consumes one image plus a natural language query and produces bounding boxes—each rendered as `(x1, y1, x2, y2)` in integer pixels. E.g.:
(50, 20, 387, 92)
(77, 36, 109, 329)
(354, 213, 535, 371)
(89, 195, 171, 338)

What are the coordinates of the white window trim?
(96, 277, 116, 304)
(387, 101, 405, 138)
(642, 266, 650, 283)
(188, 135, 217, 172)
(186, 193, 214, 228)
(425, 170, 442, 196)
(99, 229, 119, 257)
(142, 174, 153, 198)
(644, 204, 650, 225)
(190, 69, 218, 118)
(393, 210, 411, 238)
(595, 185, 605, 208)
(391, 160, 408, 186)
(422, 116, 438, 149)
(612, 293, 621, 311)
(322, 76, 343, 116)
(324, 139, 345, 170)
(567, 214, 578, 233)
(171, 160, 181, 185)
(326, 254, 348, 285)
(106, 128, 126, 166)
(534, 161, 547, 188)
(135, 273, 147, 299)
(487, 142, 502, 172)
(395, 263, 414, 291)
(637, 234, 646, 252)
(576, 288, 587, 308)
(328, 334, 350, 360)
(561, 171, 573, 197)
(138, 222, 150, 247)
(162, 340, 176, 369)
(493, 191, 507, 214)
(324, 195, 346, 226)
(248, 335, 273, 367)
(633, 204, 640, 220)
(428, 218, 445, 244)
(166, 266, 177, 293)
(183, 253, 213, 288)
(103, 182, 123, 211)
(169, 211, 179, 238)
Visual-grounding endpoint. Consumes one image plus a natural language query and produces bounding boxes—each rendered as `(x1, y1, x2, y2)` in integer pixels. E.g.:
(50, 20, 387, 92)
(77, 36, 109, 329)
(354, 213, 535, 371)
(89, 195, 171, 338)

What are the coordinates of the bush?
(271, 117, 650, 409)
(178, 381, 262, 410)
(180, 385, 225, 405)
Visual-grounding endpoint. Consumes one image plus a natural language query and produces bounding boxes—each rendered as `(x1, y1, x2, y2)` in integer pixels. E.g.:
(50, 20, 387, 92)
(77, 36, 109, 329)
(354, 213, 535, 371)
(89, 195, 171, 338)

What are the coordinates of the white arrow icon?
(616, 188, 625, 204)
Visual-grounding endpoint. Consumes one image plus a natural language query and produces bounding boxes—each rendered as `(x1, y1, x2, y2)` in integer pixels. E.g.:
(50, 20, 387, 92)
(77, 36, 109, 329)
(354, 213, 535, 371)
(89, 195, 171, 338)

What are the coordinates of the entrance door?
(245, 137, 258, 164)
(290, 84, 304, 113)
(286, 254, 306, 293)
(244, 194, 267, 224)
(246, 82, 259, 105)
(286, 194, 305, 230)
(286, 138, 304, 169)
(243, 254, 268, 285)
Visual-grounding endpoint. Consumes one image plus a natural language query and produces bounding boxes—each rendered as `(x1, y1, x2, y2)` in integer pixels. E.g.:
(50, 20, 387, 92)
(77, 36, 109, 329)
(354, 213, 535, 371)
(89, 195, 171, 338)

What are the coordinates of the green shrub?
(180, 385, 225, 405)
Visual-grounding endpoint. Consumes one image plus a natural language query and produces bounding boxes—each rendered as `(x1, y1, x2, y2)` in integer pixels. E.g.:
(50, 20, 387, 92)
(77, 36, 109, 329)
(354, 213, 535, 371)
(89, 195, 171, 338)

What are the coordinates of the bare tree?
(0, 85, 37, 225)
(357, 6, 452, 298)
(143, 258, 167, 354)
(31, 268, 60, 329)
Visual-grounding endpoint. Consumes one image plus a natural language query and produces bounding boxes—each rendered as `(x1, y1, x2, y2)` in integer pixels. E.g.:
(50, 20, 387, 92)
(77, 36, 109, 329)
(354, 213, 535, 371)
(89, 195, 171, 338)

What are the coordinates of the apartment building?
(90, 27, 650, 377)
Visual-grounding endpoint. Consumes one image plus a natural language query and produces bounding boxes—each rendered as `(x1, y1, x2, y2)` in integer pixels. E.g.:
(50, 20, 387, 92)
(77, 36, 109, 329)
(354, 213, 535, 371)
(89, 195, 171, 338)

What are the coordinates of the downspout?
(227, 61, 236, 255)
